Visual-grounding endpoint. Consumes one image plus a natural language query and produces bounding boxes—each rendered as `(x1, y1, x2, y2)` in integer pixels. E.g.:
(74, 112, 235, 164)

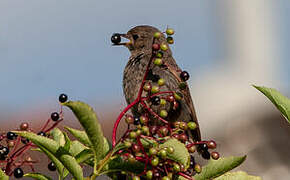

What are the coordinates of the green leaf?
(0, 168, 9, 180)
(59, 154, 84, 180)
(63, 132, 71, 152)
(36, 144, 68, 178)
(107, 156, 144, 174)
(24, 173, 52, 180)
(75, 149, 94, 164)
(159, 138, 190, 169)
(14, 131, 83, 179)
(64, 126, 92, 147)
(63, 101, 105, 160)
(194, 156, 247, 180)
(214, 171, 262, 180)
(13, 131, 59, 153)
(51, 128, 65, 146)
(69, 140, 88, 157)
(254, 85, 290, 122)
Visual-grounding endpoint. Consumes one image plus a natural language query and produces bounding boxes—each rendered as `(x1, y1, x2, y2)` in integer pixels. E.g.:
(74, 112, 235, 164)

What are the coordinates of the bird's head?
(111, 25, 168, 54)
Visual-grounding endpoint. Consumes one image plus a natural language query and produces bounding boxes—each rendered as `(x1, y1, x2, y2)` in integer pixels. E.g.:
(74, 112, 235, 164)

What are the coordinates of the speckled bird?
(112, 25, 201, 142)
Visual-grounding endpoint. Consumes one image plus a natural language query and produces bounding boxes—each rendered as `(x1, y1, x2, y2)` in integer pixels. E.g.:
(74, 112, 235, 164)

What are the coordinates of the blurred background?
(0, 0, 289, 179)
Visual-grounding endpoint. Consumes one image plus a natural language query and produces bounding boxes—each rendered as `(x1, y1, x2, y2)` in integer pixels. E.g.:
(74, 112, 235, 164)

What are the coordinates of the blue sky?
(0, 0, 288, 112)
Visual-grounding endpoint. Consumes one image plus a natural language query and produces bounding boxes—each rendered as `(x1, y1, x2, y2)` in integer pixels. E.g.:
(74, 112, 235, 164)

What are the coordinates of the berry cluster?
(112, 28, 220, 180)
(0, 94, 68, 178)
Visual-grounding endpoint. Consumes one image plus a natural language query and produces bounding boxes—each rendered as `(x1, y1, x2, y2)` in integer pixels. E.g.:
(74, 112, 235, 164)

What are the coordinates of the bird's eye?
(133, 34, 139, 40)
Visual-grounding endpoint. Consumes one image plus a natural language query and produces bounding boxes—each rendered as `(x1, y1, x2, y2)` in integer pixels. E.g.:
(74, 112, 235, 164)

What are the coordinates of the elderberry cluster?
(112, 27, 220, 180)
(0, 93, 68, 178)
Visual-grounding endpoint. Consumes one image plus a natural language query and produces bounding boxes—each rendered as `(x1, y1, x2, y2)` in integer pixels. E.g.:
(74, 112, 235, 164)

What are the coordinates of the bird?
(111, 25, 201, 142)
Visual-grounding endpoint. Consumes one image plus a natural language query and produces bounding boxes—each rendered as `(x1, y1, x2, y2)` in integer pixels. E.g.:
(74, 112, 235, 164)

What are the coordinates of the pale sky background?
(0, 0, 289, 112)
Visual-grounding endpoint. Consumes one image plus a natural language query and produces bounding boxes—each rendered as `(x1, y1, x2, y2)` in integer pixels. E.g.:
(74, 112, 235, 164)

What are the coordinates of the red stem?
(178, 172, 195, 180)
(44, 119, 63, 133)
(112, 99, 140, 147)
(140, 101, 168, 124)
(186, 141, 208, 148)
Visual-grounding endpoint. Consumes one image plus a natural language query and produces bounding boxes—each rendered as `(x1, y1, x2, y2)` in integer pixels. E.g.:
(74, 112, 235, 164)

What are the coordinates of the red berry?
(167, 95, 175, 102)
(179, 134, 187, 142)
(211, 151, 220, 160)
(152, 43, 160, 51)
(132, 144, 141, 152)
(207, 140, 217, 149)
(20, 122, 29, 131)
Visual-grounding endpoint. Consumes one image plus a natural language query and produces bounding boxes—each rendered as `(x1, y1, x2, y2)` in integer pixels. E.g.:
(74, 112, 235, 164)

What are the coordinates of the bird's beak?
(112, 34, 132, 46)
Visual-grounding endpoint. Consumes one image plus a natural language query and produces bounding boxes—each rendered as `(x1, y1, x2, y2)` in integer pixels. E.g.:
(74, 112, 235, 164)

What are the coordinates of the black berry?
(180, 71, 190, 81)
(111, 33, 121, 44)
(13, 168, 24, 178)
(51, 112, 59, 121)
(59, 93, 68, 103)
(151, 96, 160, 105)
(0, 147, 9, 155)
(37, 131, 46, 137)
(0, 154, 6, 160)
(201, 150, 211, 160)
(190, 155, 195, 168)
(134, 117, 140, 125)
(21, 138, 29, 144)
(48, 162, 56, 171)
(6, 132, 17, 140)
(199, 143, 208, 151)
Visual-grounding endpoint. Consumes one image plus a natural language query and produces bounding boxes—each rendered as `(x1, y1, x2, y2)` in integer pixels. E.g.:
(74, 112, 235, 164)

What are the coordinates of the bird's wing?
(165, 56, 201, 141)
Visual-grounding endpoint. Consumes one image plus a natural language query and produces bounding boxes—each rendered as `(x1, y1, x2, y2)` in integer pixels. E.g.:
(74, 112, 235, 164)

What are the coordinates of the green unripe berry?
(146, 170, 153, 179)
(159, 110, 168, 118)
(125, 115, 134, 124)
(178, 82, 187, 90)
(166, 147, 174, 154)
(143, 83, 152, 92)
(159, 126, 168, 136)
(166, 28, 175, 35)
(194, 164, 202, 173)
(156, 51, 163, 58)
(154, 32, 161, 39)
(160, 43, 168, 51)
(159, 149, 167, 159)
(174, 121, 181, 128)
(140, 116, 148, 124)
(162, 176, 170, 180)
(141, 126, 149, 135)
(174, 92, 182, 100)
(158, 78, 165, 86)
(136, 129, 142, 136)
(160, 99, 166, 106)
(129, 131, 137, 139)
(124, 141, 132, 148)
(187, 122, 197, 130)
(149, 147, 158, 156)
(188, 145, 196, 153)
(151, 86, 160, 94)
(132, 176, 140, 180)
(173, 163, 181, 172)
(151, 157, 159, 166)
(128, 154, 136, 163)
(166, 36, 174, 44)
(154, 58, 163, 66)
(179, 122, 188, 130)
